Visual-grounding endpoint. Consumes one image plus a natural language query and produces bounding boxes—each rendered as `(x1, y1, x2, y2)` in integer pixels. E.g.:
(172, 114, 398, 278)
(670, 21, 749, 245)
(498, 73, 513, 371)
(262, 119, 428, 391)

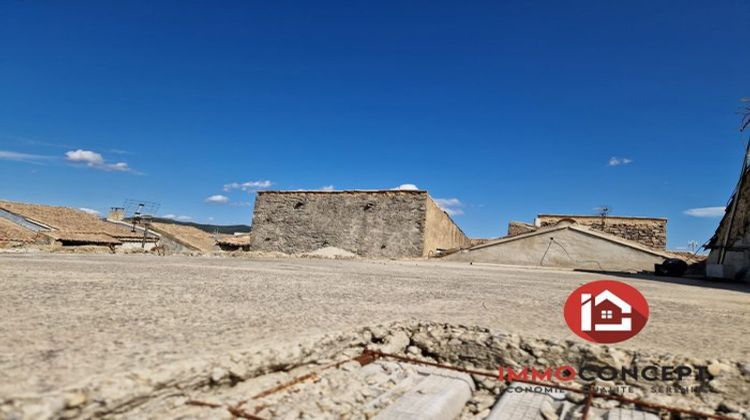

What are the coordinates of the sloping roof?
(149, 222, 217, 252)
(470, 222, 673, 259)
(216, 234, 251, 246)
(0, 201, 145, 240)
(45, 232, 122, 245)
(0, 217, 39, 243)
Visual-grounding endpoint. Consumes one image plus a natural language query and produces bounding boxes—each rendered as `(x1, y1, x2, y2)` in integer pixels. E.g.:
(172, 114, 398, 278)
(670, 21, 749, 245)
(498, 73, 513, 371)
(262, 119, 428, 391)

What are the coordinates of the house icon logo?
(564, 280, 649, 344)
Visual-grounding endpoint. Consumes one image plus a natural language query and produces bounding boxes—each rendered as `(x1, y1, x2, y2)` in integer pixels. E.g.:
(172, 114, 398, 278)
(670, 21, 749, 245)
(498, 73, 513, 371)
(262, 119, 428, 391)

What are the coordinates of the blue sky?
(1, 1, 748, 249)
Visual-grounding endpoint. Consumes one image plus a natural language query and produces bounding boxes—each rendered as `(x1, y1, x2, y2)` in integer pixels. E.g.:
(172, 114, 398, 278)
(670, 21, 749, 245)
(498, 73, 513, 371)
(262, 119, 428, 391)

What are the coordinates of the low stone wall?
(537, 215, 667, 250)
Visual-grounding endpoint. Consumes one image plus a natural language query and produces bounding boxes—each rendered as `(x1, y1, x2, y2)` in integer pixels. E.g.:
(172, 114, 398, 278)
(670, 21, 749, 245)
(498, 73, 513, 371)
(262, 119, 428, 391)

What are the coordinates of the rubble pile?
(2, 322, 748, 419)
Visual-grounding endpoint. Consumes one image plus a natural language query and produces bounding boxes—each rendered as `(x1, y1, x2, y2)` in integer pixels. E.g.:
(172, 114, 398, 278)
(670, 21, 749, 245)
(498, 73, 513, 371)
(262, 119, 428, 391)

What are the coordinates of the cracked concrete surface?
(1, 253, 748, 402)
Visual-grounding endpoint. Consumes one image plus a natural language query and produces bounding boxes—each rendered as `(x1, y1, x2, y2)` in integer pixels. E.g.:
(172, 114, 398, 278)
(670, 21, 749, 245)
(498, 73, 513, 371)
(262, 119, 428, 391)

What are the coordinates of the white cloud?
(434, 197, 465, 216)
(0, 149, 134, 171)
(78, 207, 100, 216)
(608, 157, 633, 167)
(684, 206, 726, 218)
(65, 149, 134, 172)
(66, 149, 104, 165)
(205, 194, 230, 204)
(106, 162, 130, 171)
(393, 183, 419, 191)
(0, 150, 53, 164)
(223, 180, 273, 192)
(320, 185, 335, 191)
(434, 198, 461, 207)
(161, 214, 192, 221)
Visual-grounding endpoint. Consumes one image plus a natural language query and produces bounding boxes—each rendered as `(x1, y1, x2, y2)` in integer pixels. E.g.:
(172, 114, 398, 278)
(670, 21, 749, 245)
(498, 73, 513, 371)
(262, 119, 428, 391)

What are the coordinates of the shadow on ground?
(575, 269, 750, 293)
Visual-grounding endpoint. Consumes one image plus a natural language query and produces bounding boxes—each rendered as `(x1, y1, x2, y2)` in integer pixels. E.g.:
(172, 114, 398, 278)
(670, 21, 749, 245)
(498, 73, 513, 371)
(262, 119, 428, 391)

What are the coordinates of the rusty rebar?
(252, 372, 320, 400)
(184, 349, 732, 420)
(367, 350, 498, 378)
(581, 388, 594, 420)
(185, 399, 222, 408)
(370, 350, 733, 420)
(186, 400, 265, 419)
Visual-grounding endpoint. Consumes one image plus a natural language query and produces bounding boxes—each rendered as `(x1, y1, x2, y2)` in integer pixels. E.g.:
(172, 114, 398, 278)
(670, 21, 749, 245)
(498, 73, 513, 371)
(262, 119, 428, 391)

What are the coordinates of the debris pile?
(302, 246, 358, 259)
(2, 322, 747, 419)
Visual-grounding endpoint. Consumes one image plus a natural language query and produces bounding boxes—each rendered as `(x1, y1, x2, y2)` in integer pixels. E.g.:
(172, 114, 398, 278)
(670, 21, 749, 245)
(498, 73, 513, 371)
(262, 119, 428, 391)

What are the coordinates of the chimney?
(108, 207, 125, 222)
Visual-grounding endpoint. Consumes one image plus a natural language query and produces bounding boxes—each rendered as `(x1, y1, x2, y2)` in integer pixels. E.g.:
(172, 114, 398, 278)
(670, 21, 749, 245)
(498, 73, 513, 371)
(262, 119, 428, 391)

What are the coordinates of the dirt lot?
(1, 253, 749, 398)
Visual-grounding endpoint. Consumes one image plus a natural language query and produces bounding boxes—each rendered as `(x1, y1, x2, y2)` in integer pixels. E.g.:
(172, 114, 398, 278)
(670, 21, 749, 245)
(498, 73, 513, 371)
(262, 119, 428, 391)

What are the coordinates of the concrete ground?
(1, 253, 749, 398)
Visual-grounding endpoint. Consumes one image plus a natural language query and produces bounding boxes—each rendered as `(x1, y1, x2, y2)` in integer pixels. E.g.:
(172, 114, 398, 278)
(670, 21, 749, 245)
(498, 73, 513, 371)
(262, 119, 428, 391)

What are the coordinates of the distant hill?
(126, 217, 251, 235)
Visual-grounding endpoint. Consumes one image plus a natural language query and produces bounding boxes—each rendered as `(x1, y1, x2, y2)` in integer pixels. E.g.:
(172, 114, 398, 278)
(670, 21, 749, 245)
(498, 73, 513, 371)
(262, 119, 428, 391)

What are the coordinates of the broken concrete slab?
(603, 407, 659, 420)
(486, 382, 560, 420)
(488, 382, 661, 420)
(373, 368, 475, 420)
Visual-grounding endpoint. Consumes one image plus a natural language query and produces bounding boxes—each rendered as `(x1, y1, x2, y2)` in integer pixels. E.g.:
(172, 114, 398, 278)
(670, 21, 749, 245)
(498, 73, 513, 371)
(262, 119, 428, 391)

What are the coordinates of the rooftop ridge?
(537, 214, 667, 221)
(257, 189, 427, 193)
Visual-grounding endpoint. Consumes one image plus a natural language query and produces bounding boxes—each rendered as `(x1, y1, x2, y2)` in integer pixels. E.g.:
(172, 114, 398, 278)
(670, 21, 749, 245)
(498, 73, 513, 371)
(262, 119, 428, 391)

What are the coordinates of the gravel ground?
(1, 253, 748, 398)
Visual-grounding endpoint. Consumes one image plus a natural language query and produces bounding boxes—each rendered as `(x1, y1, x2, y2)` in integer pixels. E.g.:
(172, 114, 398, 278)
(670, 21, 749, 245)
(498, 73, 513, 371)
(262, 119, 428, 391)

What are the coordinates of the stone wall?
(536, 215, 667, 250)
(707, 169, 749, 278)
(423, 197, 472, 256)
(250, 191, 428, 258)
(250, 191, 471, 258)
(506, 221, 536, 237)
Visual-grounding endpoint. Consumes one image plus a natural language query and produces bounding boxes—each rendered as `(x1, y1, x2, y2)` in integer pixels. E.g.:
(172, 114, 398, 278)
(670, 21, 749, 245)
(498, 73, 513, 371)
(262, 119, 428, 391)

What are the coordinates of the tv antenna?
(594, 205, 611, 218)
(122, 199, 161, 248)
(593, 205, 611, 227)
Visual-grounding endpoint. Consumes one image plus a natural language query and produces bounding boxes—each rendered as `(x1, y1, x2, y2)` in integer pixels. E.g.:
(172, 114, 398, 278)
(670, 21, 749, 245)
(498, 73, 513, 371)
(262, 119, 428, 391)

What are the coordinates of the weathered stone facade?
(707, 169, 748, 279)
(535, 214, 667, 250)
(250, 191, 471, 258)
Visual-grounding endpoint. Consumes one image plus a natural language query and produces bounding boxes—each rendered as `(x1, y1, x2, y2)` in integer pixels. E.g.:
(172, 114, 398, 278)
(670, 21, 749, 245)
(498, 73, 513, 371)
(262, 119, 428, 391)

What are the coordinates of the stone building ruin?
(507, 214, 667, 250)
(249, 190, 471, 258)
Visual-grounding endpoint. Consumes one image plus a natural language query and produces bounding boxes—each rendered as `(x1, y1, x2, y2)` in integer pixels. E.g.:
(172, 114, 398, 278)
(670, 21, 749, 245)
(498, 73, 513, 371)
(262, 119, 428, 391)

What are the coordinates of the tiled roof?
(216, 234, 251, 246)
(0, 217, 38, 242)
(149, 222, 217, 252)
(0, 201, 145, 239)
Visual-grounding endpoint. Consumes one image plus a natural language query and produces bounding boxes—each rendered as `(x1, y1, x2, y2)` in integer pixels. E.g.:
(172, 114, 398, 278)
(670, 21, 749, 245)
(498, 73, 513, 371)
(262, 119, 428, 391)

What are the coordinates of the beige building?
(249, 190, 471, 258)
(447, 221, 672, 273)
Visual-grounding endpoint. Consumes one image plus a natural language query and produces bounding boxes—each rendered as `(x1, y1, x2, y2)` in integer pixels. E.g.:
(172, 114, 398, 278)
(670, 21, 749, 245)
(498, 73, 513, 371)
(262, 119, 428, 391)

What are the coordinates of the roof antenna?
(594, 205, 611, 228)
(123, 199, 160, 248)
